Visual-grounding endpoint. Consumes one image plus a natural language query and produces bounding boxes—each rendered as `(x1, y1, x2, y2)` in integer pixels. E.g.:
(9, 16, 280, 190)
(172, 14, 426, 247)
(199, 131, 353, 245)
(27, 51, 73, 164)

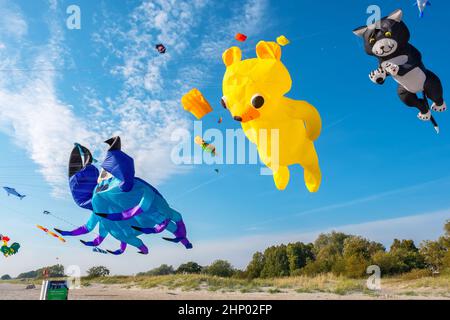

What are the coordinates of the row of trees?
(15, 264, 65, 279)
(244, 220, 450, 279)
(3, 221, 448, 281)
(136, 220, 450, 279)
(136, 260, 235, 278)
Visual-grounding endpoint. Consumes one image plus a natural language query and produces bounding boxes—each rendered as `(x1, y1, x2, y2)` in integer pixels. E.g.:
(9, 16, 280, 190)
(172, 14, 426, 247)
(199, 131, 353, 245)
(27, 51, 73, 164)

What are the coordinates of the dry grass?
(5, 270, 448, 298)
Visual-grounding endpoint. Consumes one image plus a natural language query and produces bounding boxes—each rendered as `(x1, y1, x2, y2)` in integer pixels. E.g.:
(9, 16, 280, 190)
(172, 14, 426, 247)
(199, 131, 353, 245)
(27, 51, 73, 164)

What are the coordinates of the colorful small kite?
(218, 117, 223, 124)
(181, 88, 213, 119)
(194, 136, 217, 156)
(93, 247, 108, 254)
(155, 44, 166, 54)
(276, 35, 290, 46)
(1, 242, 20, 257)
(235, 33, 247, 42)
(37, 225, 66, 243)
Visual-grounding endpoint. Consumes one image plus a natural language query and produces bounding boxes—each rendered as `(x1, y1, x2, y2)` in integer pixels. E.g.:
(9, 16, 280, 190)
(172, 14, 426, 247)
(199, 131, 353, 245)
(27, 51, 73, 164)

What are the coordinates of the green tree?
(420, 240, 446, 273)
(245, 252, 265, 279)
(176, 262, 203, 274)
(372, 251, 401, 275)
(137, 264, 174, 276)
(419, 221, 450, 273)
(205, 260, 235, 278)
(87, 266, 110, 278)
(17, 270, 38, 279)
(338, 236, 384, 278)
(286, 242, 314, 274)
(1, 274, 11, 280)
(260, 245, 290, 278)
(306, 232, 351, 274)
(389, 239, 425, 273)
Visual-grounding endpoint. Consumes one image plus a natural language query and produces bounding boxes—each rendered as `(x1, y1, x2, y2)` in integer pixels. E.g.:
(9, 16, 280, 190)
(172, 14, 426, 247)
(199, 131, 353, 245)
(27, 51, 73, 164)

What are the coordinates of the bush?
(87, 266, 110, 278)
(245, 252, 265, 279)
(137, 264, 174, 276)
(420, 240, 447, 273)
(260, 245, 290, 278)
(372, 251, 401, 275)
(205, 260, 235, 278)
(286, 242, 315, 274)
(176, 262, 203, 274)
(1, 274, 11, 280)
(389, 239, 425, 272)
(400, 268, 432, 281)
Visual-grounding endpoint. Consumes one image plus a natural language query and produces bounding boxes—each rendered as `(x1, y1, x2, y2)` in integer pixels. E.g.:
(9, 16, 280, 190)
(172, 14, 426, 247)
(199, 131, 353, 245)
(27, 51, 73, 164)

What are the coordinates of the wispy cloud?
(0, 0, 271, 195)
(0, 2, 97, 196)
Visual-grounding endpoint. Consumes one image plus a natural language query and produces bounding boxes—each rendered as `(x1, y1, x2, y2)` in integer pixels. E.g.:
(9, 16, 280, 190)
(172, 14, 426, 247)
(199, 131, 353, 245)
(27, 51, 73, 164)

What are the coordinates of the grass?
(77, 273, 366, 295)
(3, 271, 449, 298)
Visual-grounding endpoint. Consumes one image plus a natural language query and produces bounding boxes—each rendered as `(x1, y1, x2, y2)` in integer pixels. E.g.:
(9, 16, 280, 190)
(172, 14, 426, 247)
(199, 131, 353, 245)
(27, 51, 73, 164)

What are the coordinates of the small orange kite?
(181, 88, 213, 119)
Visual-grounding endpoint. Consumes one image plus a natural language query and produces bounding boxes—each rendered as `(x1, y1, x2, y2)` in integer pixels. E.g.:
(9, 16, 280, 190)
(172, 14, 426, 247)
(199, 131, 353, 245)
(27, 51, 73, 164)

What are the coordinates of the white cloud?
(0, 0, 28, 39)
(0, 4, 98, 196)
(0, 0, 271, 193)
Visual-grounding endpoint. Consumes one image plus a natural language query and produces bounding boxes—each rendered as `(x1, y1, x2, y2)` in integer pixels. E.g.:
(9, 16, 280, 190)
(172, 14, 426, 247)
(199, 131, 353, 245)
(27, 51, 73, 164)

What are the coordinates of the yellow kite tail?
(285, 99, 322, 141)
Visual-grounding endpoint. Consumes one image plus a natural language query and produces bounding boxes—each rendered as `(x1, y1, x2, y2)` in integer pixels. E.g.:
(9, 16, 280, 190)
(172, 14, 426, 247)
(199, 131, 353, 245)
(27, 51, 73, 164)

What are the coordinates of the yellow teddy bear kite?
(221, 41, 322, 192)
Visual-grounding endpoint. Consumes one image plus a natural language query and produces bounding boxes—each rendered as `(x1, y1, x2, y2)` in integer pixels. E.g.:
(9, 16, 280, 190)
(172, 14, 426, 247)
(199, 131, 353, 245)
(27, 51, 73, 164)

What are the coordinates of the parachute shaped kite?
(276, 35, 290, 46)
(353, 9, 446, 134)
(181, 88, 213, 119)
(194, 136, 217, 156)
(37, 225, 66, 243)
(222, 41, 322, 191)
(54, 136, 192, 255)
(235, 33, 247, 42)
(3, 187, 25, 199)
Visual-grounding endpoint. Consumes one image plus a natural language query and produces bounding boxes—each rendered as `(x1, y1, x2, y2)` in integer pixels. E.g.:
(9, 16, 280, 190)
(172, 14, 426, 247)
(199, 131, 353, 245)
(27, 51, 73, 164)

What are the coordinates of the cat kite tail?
(415, 1, 431, 18)
(221, 41, 322, 192)
(54, 136, 192, 255)
(353, 9, 446, 134)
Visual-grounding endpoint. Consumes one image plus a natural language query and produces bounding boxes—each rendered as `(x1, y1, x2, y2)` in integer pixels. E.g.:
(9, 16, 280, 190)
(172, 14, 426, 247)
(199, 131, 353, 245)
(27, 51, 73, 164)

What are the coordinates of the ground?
(1, 273, 449, 300)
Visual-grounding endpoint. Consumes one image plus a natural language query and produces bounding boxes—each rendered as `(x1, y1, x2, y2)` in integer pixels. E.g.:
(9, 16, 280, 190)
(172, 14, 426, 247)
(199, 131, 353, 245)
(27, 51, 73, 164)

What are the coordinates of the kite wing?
(69, 144, 99, 210)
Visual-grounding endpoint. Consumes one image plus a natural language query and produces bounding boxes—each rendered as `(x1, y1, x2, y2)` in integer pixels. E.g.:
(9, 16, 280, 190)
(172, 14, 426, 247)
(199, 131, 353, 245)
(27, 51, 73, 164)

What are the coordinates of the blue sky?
(0, 0, 449, 276)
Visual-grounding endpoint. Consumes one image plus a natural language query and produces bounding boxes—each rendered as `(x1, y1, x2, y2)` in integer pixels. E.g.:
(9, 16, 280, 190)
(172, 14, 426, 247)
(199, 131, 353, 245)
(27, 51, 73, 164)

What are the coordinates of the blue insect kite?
(54, 136, 192, 255)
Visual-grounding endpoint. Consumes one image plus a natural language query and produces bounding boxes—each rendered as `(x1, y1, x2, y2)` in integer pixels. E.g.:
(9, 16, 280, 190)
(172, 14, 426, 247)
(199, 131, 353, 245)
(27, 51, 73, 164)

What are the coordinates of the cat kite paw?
(417, 110, 431, 121)
(384, 63, 399, 76)
(369, 68, 387, 84)
(432, 102, 447, 113)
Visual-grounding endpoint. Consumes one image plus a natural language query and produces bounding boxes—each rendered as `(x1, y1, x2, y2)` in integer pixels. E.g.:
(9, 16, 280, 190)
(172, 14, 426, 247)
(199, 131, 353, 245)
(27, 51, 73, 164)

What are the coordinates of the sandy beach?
(1, 283, 448, 300)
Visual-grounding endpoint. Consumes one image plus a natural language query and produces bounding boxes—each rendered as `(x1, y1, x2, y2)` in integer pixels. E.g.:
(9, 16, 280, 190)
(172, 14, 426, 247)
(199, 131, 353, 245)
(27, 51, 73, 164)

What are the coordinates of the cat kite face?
(353, 9, 410, 58)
